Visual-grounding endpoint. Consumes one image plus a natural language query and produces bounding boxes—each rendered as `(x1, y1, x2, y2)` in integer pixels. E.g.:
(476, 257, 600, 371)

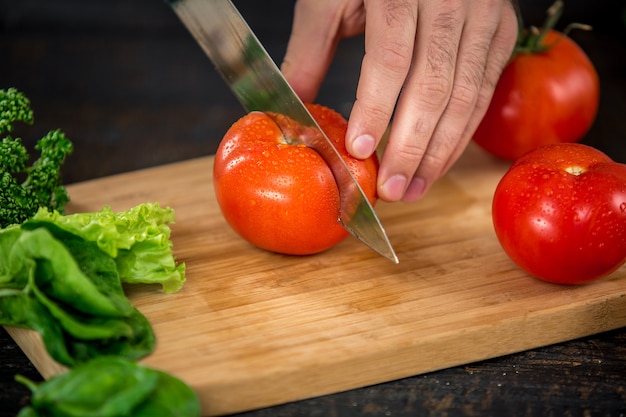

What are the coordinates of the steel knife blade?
(168, 0, 398, 263)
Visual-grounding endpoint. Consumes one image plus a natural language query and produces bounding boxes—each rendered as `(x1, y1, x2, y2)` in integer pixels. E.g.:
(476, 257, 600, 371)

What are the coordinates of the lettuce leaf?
(30, 203, 186, 293)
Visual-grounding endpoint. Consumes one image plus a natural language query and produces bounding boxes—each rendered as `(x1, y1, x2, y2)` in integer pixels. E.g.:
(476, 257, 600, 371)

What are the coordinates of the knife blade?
(168, 0, 398, 263)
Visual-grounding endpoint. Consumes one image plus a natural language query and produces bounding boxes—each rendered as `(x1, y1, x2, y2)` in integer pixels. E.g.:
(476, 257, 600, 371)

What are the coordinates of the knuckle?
(373, 38, 414, 75)
(421, 150, 450, 173)
(394, 141, 427, 167)
(472, 85, 495, 117)
(447, 82, 478, 115)
(361, 103, 393, 127)
(411, 116, 433, 138)
(416, 75, 452, 110)
(481, 52, 508, 91)
(447, 53, 486, 114)
(419, 137, 457, 174)
(369, 0, 417, 75)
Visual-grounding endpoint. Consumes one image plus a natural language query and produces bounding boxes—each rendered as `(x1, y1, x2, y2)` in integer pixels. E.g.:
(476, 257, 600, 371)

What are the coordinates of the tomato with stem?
(213, 103, 379, 256)
(492, 143, 626, 284)
(473, 1, 600, 161)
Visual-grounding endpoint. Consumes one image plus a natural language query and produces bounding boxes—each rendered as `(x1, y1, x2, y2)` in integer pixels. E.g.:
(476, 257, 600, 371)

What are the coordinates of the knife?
(167, 0, 398, 263)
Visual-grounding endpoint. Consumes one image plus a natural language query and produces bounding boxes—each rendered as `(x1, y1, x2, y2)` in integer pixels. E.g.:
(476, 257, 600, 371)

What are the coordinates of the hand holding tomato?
(213, 104, 378, 256)
(492, 143, 626, 284)
(473, 2, 600, 161)
(281, 0, 518, 202)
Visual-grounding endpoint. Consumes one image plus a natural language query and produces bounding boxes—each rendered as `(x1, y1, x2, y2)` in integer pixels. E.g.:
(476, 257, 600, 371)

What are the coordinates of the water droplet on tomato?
(620, 202, 626, 213)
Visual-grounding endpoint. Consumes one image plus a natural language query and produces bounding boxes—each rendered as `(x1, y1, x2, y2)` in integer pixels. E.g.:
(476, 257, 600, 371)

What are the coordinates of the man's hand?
(282, 0, 518, 202)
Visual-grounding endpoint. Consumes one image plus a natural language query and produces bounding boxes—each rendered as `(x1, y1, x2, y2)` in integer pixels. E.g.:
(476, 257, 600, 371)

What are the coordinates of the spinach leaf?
(23, 221, 134, 316)
(8, 225, 127, 317)
(0, 226, 155, 366)
(16, 356, 199, 417)
(63, 307, 155, 365)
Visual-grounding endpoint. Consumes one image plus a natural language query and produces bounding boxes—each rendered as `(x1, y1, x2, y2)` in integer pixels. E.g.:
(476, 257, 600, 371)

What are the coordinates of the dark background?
(1, 0, 625, 183)
(1, 1, 626, 416)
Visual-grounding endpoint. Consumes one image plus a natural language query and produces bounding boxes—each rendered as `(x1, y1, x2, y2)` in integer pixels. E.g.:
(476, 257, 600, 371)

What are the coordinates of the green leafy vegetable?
(1, 90, 195, 414)
(0, 224, 155, 366)
(16, 356, 201, 417)
(0, 88, 73, 228)
(31, 202, 186, 293)
(0, 203, 186, 366)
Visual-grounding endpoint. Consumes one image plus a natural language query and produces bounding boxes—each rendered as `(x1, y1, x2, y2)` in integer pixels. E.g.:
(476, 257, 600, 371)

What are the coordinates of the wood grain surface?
(7, 144, 626, 416)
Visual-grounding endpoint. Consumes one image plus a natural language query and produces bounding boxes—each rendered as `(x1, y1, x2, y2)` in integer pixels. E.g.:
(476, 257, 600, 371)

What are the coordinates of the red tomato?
(492, 143, 626, 284)
(213, 103, 378, 255)
(473, 30, 600, 161)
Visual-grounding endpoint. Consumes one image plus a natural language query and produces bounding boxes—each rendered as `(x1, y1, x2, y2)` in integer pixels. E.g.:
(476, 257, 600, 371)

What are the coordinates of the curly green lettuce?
(31, 202, 186, 293)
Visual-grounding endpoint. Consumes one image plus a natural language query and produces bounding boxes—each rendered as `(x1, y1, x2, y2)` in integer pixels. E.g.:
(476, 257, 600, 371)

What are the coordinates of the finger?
(377, 0, 465, 202)
(436, 0, 519, 178)
(344, 0, 418, 160)
(281, 0, 359, 102)
(404, 1, 508, 201)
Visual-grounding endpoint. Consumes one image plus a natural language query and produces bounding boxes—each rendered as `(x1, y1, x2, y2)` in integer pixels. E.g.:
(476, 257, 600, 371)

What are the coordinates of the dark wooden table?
(1, 1, 625, 416)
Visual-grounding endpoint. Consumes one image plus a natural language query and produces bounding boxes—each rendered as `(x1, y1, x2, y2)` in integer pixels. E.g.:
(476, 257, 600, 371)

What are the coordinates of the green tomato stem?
(514, 0, 591, 55)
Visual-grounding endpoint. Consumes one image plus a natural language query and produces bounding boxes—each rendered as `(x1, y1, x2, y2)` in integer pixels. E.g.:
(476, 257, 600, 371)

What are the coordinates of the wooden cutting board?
(7, 143, 626, 416)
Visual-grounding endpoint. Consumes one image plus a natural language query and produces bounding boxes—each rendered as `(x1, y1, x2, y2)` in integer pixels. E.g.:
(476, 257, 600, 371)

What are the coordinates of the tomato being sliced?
(213, 103, 379, 256)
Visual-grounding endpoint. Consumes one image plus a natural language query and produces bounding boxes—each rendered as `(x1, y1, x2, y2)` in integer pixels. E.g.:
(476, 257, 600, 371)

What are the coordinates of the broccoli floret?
(0, 88, 73, 228)
(0, 88, 33, 135)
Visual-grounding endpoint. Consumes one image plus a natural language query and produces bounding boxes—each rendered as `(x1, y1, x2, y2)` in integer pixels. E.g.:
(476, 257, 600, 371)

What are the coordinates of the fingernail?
(380, 174, 407, 202)
(402, 177, 426, 202)
(351, 134, 376, 159)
